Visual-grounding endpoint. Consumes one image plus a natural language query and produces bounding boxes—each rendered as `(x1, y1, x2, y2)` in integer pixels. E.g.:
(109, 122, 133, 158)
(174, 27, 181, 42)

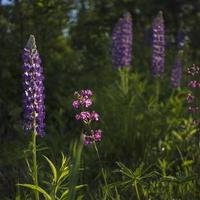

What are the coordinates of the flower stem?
(156, 77, 160, 102)
(32, 126, 39, 200)
(134, 180, 141, 200)
(93, 141, 101, 164)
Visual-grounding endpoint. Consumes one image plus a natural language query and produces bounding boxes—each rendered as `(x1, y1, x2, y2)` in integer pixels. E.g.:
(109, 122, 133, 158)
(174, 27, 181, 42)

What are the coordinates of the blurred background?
(0, 0, 200, 199)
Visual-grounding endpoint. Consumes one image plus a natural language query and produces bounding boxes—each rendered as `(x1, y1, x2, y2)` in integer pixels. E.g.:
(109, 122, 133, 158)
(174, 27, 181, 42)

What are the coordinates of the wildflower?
(80, 111, 91, 121)
(94, 129, 102, 141)
(75, 114, 81, 120)
(73, 89, 102, 145)
(112, 12, 133, 68)
(171, 56, 182, 88)
(72, 100, 80, 109)
(151, 11, 165, 77)
(187, 93, 194, 103)
(187, 64, 200, 76)
(91, 111, 99, 121)
(84, 98, 92, 108)
(81, 89, 93, 97)
(188, 80, 198, 88)
(22, 35, 45, 136)
(73, 89, 93, 109)
(82, 134, 92, 145)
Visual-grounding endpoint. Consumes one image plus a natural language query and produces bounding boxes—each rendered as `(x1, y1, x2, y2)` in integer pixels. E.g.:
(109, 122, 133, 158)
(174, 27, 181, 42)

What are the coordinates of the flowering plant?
(72, 89, 102, 145)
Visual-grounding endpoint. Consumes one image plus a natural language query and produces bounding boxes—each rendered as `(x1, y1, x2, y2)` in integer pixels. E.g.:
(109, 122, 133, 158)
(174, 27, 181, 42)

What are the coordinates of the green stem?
(134, 180, 140, 200)
(119, 68, 129, 95)
(32, 126, 39, 200)
(93, 141, 107, 185)
(156, 77, 160, 102)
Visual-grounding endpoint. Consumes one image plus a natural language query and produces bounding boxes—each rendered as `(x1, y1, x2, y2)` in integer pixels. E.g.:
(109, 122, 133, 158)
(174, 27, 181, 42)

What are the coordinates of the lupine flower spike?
(171, 55, 182, 88)
(112, 12, 133, 68)
(22, 35, 45, 136)
(151, 11, 165, 77)
(72, 89, 102, 145)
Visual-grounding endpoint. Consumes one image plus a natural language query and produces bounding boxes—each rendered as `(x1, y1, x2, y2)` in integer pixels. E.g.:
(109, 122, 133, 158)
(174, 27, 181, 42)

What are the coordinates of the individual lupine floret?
(72, 89, 102, 145)
(171, 56, 182, 88)
(22, 35, 45, 136)
(151, 11, 165, 77)
(112, 12, 133, 68)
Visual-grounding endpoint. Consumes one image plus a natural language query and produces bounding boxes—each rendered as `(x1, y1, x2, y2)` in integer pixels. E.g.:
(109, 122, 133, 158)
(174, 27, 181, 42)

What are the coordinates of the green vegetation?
(0, 0, 200, 199)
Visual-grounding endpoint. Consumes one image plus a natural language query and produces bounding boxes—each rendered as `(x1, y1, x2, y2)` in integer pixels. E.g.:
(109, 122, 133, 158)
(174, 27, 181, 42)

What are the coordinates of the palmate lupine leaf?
(161, 175, 195, 184)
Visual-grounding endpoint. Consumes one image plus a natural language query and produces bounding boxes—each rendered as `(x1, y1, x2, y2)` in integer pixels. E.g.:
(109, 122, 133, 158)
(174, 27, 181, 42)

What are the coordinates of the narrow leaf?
(17, 184, 51, 200)
(43, 155, 57, 182)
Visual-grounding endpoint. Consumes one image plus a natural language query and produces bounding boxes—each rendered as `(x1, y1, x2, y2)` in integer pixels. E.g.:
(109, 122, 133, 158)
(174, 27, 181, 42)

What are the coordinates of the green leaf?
(60, 189, 69, 200)
(172, 130, 183, 141)
(57, 169, 69, 184)
(17, 184, 51, 200)
(43, 155, 57, 182)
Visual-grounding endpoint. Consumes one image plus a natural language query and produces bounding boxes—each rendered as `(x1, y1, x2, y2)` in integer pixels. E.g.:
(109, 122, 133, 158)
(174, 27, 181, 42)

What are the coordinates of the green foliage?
(18, 141, 84, 200)
(1, 0, 200, 199)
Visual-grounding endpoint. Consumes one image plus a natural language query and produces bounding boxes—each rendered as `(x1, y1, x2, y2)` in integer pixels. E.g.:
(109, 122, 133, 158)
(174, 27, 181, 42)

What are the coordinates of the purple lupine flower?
(112, 12, 133, 68)
(22, 35, 45, 136)
(151, 11, 165, 77)
(171, 56, 182, 88)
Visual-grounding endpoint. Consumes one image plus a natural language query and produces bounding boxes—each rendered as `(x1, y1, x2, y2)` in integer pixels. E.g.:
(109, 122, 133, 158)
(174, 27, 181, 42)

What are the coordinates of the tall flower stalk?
(171, 53, 182, 88)
(151, 11, 165, 101)
(22, 35, 45, 200)
(151, 11, 165, 77)
(112, 12, 133, 69)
